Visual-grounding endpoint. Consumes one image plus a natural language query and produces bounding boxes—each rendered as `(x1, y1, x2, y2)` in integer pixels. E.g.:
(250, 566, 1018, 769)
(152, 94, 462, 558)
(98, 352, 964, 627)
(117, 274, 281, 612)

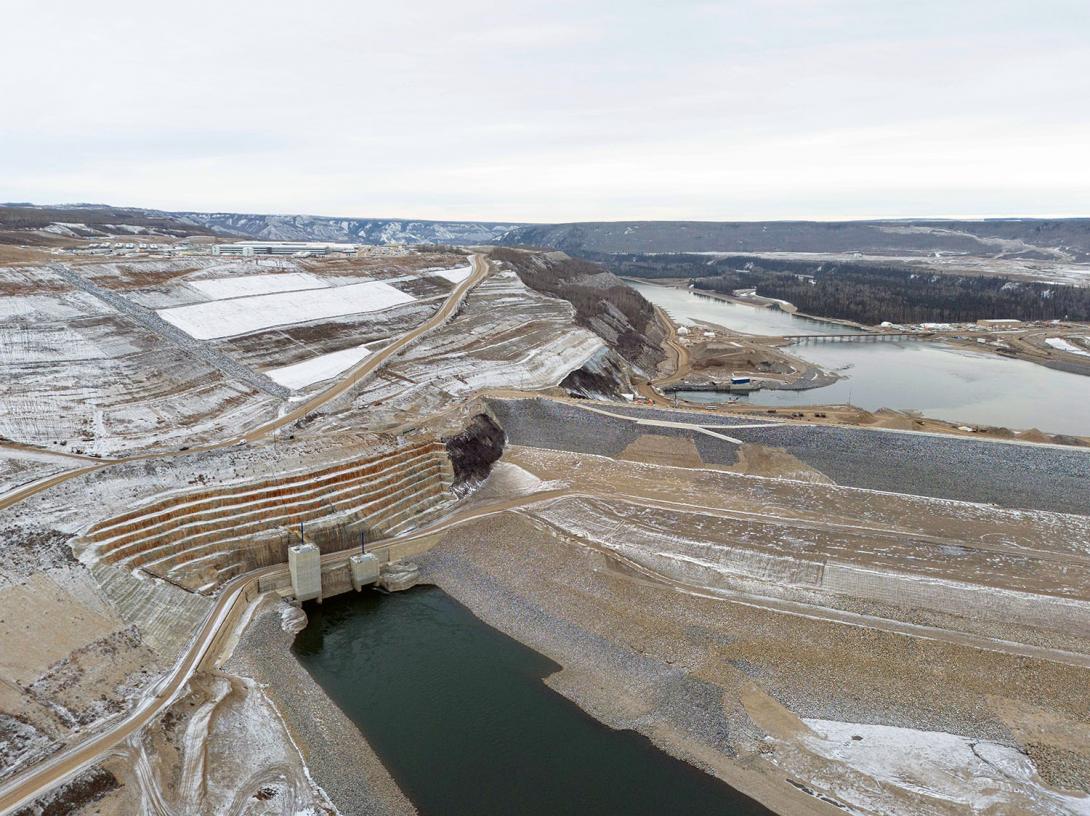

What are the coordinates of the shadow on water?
(293, 585, 773, 816)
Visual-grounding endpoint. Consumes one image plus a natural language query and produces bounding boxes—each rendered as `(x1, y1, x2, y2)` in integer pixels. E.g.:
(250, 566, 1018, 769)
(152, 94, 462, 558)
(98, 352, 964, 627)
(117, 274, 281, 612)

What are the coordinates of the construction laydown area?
(0, 246, 1089, 816)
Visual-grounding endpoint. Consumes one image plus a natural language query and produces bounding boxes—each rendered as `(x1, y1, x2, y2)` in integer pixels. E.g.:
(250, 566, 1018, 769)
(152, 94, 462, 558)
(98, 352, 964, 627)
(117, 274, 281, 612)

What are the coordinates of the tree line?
(604, 254, 1090, 324)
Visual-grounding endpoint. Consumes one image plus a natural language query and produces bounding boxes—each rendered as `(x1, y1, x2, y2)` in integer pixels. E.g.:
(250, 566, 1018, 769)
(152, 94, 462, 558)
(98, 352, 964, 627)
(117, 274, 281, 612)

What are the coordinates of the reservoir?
(293, 585, 772, 816)
(627, 280, 855, 336)
(630, 281, 1090, 436)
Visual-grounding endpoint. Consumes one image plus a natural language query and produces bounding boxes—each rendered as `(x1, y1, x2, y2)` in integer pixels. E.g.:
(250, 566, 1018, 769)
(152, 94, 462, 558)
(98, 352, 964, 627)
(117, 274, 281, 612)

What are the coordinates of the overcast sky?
(2, 0, 1088, 222)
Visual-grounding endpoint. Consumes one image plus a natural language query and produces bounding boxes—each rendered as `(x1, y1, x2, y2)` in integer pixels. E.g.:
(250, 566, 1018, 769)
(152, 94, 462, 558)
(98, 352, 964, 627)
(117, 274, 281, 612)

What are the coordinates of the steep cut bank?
(443, 414, 506, 487)
(559, 347, 635, 399)
(491, 248, 666, 375)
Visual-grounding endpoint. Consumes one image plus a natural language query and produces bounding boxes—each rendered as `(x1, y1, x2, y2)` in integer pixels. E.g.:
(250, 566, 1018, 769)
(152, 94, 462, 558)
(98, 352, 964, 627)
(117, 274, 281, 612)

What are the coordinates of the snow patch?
(428, 265, 473, 285)
(189, 272, 328, 300)
(157, 281, 416, 339)
(1046, 337, 1090, 357)
(801, 719, 1090, 815)
(266, 344, 373, 390)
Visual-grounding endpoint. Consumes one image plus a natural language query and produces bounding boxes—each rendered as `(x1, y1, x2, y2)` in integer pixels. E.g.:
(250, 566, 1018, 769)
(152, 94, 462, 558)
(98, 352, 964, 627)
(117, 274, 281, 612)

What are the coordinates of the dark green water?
(293, 586, 772, 816)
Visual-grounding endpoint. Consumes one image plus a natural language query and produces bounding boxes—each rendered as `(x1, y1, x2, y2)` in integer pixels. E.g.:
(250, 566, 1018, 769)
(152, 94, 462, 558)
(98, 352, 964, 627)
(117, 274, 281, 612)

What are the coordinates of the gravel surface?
(591, 404, 780, 426)
(487, 398, 740, 467)
(415, 513, 1090, 793)
(727, 422, 1090, 514)
(488, 398, 1090, 514)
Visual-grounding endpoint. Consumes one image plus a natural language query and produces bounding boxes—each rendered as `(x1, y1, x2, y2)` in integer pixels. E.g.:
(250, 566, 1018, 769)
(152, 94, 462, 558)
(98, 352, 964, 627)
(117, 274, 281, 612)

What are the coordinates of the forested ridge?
(606, 254, 1090, 324)
(492, 248, 665, 370)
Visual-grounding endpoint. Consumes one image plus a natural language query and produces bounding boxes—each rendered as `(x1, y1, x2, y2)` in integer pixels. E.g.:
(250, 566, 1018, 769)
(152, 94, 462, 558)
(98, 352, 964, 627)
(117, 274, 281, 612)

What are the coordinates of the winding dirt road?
(239, 253, 490, 441)
(0, 254, 490, 513)
(0, 256, 495, 811)
(0, 487, 560, 815)
(652, 303, 690, 385)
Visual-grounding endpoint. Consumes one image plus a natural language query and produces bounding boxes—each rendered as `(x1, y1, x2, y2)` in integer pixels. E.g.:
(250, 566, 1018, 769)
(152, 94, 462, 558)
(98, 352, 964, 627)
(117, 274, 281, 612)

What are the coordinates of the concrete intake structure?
(350, 553, 381, 591)
(289, 543, 323, 602)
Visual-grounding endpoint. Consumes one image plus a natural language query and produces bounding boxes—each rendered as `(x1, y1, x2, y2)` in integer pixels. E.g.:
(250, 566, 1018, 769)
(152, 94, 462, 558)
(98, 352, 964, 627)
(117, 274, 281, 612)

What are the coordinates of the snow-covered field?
(429, 265, 473, 284)
(800, 719, 1090, 815)
(266, 343, 373, 390)
(1047, 337, 1090, 357)
(158, 281, 416, 339)
(188, 272, 328, 300)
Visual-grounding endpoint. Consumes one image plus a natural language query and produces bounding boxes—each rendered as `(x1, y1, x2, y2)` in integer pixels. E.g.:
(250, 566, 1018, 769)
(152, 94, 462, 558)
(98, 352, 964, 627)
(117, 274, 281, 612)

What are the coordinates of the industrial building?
(212, 241, 357, 256)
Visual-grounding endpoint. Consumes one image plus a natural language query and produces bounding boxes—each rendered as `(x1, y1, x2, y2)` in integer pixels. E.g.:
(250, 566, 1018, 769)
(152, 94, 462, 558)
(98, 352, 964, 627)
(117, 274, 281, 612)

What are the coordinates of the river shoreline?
(629, 278, 1090, 437)
(258, 565, 824, 816)
(229, 432, 1090, 816)
(631, 276, 1090, 378)
(225, 596, 418, 816)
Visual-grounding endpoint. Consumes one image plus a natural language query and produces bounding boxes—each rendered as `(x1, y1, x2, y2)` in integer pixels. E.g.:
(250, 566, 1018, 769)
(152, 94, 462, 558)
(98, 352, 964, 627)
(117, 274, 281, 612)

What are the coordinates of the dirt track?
(9, 463, 1087, 814)
(0, 484, 556, 815)
(0, 254, 491, 513)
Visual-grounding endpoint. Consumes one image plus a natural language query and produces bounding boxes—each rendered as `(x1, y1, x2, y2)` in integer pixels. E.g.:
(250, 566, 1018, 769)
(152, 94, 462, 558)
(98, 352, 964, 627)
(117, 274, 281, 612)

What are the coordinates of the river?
(629, 280, 1090, 436)
(627, 281, 855, 336)
(293, 586, 772, 816)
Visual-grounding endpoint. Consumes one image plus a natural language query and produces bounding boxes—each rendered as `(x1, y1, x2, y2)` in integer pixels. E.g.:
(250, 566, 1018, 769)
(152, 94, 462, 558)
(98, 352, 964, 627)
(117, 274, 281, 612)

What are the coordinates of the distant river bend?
(629, 281, 1090, 436)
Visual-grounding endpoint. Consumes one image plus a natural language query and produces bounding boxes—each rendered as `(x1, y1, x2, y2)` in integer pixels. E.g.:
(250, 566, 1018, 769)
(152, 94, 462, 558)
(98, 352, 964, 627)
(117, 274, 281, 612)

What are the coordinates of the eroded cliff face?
(559, 347, 634, 400)
(490, 248, 666, 376)
(443, 414, 506, 488)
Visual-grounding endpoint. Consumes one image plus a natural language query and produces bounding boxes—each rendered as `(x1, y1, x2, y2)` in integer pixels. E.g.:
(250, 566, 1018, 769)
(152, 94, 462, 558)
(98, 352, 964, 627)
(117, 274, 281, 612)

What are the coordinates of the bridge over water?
(781, 331, 936, 344)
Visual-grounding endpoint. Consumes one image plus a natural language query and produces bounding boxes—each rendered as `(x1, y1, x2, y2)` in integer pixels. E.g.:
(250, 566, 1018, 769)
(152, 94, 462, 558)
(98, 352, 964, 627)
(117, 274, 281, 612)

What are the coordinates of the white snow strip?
(157, 281, 416, 339)
(801, 719, 1090, 815)
(428, 265, 473, 284)
(266, 344, 373, 390)
(1046, 337, 1090, 357)
(189, 273, 328, 300)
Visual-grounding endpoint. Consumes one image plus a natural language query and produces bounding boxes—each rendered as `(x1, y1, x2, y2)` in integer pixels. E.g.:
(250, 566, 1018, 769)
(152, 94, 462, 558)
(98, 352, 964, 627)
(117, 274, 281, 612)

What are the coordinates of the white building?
(212, 241, 357, 256)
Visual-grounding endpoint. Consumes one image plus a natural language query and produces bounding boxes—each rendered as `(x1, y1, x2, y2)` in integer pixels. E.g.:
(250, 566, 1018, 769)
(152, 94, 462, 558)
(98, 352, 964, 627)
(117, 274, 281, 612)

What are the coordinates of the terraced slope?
(75, 437, 454, 593)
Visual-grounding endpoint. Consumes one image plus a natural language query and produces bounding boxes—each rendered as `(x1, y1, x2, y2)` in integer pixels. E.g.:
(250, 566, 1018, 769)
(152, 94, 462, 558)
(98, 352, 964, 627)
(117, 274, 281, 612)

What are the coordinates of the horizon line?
(5, 200, 1090, 225)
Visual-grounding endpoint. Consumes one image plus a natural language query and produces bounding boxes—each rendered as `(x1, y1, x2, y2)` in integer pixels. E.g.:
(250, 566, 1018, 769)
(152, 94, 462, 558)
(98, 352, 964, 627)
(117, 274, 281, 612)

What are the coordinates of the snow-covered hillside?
(171, 211, 524, 246)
